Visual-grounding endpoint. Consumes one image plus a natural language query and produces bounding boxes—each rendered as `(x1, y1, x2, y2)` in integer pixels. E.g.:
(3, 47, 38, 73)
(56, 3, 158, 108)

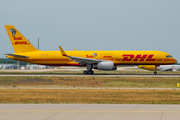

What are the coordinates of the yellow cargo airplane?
(4, 25, 177, 74)
(138, 65, 180, 72)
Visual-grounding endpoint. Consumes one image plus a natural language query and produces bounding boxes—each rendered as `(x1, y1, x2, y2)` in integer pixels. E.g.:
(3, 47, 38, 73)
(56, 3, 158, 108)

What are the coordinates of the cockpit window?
(166, 55, 173, 58)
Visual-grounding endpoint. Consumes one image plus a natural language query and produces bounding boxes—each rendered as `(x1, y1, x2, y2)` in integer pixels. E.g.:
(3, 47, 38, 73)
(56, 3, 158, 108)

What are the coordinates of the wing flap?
(69, 56, 101, 64)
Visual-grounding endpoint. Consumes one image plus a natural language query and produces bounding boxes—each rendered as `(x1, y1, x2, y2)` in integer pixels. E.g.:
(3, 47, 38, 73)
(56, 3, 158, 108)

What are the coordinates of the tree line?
(0, 58, 29, 65)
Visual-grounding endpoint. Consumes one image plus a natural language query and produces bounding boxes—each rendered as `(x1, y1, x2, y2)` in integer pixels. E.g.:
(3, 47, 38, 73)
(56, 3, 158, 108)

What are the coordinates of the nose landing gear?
(154, 65, 158, 75)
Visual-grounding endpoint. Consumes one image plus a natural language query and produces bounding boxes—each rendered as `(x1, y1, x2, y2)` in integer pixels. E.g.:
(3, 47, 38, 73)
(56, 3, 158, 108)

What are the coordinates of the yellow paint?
(4, 25, 177, 67)
(5, 25, 39, 53)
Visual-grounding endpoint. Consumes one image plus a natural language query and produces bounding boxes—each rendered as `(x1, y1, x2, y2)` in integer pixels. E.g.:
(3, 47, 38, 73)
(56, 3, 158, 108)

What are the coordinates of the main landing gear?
(83, 64, 94, 74)
(83, 71, 94, 74)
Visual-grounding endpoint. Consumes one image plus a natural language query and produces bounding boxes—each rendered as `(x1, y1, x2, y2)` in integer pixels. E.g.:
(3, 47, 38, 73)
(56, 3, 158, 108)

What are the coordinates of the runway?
(1, 73, 180, 77)
(1, 104, 180, 120)
(0, 87, 180, 90)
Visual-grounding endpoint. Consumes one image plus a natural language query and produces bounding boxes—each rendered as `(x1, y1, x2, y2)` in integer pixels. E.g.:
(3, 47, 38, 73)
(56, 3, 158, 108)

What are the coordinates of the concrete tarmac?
(0, 87, 180, 90)
(0, 104, 180, 120)
(1, 73, 180, 77)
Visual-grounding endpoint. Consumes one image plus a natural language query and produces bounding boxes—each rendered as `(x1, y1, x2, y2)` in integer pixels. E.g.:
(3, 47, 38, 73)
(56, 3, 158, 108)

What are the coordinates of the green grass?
(0, 76, 180, 88)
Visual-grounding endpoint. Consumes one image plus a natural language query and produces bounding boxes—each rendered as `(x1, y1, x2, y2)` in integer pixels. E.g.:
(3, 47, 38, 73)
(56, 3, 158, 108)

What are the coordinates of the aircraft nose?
(174, 58, 177, 63)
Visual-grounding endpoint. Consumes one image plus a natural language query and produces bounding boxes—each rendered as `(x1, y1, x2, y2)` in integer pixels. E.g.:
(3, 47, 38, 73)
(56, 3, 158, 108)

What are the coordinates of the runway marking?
(0, 110, 180, 113)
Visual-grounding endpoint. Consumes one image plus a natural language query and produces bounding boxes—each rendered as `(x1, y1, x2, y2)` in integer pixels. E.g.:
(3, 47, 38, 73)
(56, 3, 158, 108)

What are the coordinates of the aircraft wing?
(59, 46, 102, 64)
(162, 68, 172, 71)
(159, 67, 173, 71)
(67, 56, 102, 64)
(4, 54, 29, 58)
(172, 69, 177, 71)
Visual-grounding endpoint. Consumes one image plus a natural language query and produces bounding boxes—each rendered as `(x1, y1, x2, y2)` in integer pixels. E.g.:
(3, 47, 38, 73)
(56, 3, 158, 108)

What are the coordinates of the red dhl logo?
(14, 36, 22, 40)
(14, 41, 30, 45)
(86, 55, 94, 58)
(122, 54, 156, 61)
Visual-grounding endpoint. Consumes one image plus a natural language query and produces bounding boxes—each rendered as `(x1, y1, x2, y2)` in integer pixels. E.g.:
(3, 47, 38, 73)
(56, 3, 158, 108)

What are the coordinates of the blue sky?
(1, 0, 180, 61)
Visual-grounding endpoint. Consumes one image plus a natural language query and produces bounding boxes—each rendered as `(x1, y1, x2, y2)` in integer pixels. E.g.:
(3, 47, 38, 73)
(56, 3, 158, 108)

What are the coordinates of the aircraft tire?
(84, 71, 88, 74)
(88, 71, 94, 74)
(90, 71, 94, 74)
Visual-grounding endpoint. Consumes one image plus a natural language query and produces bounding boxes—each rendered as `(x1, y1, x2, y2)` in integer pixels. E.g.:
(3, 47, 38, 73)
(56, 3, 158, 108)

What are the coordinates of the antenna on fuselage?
(38, 36, 39, 50)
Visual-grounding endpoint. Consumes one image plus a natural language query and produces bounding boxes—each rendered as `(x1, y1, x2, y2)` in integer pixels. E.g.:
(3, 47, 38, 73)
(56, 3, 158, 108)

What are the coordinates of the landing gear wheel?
(88, 71, 94, 74)
(84, 71, 88, 74)
(90, 71, 94, 74)
(154, 71, 157, 75)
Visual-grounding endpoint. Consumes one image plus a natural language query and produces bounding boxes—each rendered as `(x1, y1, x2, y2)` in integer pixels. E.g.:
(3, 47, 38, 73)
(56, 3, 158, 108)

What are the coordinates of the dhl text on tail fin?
(4, 25, 177, 75)
(4, 25, 38, 53)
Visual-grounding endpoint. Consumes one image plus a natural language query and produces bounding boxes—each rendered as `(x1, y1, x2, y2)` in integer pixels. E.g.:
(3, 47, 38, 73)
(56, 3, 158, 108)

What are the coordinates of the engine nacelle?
(93, 62, 117, 70)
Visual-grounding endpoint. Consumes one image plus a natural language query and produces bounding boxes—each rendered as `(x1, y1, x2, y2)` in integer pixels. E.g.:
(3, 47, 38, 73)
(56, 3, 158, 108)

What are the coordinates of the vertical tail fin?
(4, 25, 38, 53)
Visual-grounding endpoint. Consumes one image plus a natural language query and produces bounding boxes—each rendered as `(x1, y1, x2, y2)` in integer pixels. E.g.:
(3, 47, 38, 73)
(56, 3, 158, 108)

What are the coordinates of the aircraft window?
(166, 55, 173, 58)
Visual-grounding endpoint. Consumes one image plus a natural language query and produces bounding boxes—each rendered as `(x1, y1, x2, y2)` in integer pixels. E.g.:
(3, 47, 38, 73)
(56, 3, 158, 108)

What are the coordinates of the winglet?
(59, 46, 67, 56)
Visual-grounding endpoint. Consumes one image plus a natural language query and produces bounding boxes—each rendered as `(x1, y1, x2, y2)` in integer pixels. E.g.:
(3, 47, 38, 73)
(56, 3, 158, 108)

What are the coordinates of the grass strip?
(0, 89, 180, 104)
(0, 76, 180, 88)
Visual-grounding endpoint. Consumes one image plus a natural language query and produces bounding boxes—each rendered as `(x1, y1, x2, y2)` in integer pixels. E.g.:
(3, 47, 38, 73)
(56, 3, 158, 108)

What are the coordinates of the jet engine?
(93, 61, 117, 70)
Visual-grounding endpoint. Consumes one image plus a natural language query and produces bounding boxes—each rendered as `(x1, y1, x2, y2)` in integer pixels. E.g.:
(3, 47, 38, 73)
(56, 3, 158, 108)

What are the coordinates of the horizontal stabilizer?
(4, 54, 29, 58)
